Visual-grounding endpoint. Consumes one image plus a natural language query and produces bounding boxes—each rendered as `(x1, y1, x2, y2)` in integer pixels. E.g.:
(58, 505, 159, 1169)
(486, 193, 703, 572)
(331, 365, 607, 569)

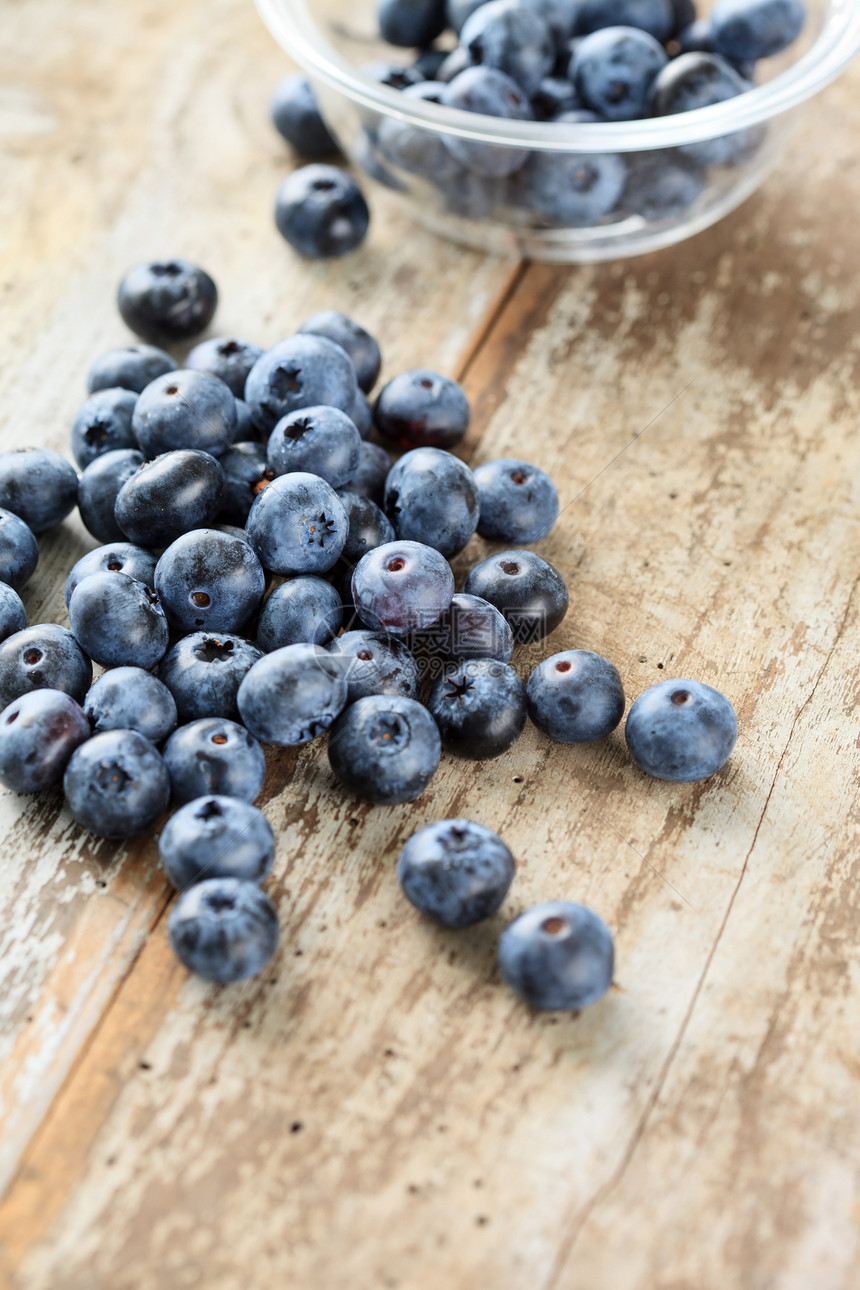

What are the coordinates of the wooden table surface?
(2, 2, 859, 1287)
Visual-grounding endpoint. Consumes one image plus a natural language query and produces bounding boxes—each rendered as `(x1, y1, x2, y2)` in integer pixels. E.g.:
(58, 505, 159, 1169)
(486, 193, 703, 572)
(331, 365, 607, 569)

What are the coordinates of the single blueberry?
(298, 311, 382, 394)
(460, 0, 555, 95)
(0, 624, 92, 709)
(86, 343, 174, 396)
(160, 795, 276, 890)
(63, 729, 170, 839)
(117, 259, 218, 345)
(132, 369, 237, 460)
(649, 53, 759, 167)
(337, 491, 396, 566)
(65, 541, 157, 607)
(185, 336, 264, 398)
(217, 442, 277, 526)
(244, 333, 358, 436)
(246, 472, 348, 576)
(237, 642, 348, 746)
(154, 528, 265, 635)
(474, 457, 559, 543)
(256, 577, 344, 651)
(374, 369, 470, 450)
(328, 694, 441, 804)
(398, 819, 515, 927)
(0, 583, 26, 643)
(527, 649, 625, 742)
(71, 388, 139, 469)
(440, 67, 534, 177)
(168, 877, 279, 984)
(669, 0, 698, 35)
(378, 83, 464, 186)
(384, 448, 478, 559)
(0, 689, 90, 793)
(352, 540, 455, 634)
(347, 441, 394, 504)
(274, 165, 370, 260)
(271, 74, 339, 157)
(0, 448, 78, 534)
(158, 634, 264, 723)
(428, 658, 527, 759)
(77, 448, 145, 543)
(711, 0, 804, 61)
(499, 901, 615, 1009)
(519, 114, 627, 225)
(266, 405, 362, 489)
(326, 630, 420, 703)
(464, 549, 569, 643)
(69, 571, 169, 670)
(571, 26, 668, 120)
(625, 678, 738, 781)
(0, 509, 38, 591)
(574, 0, 673, 41)
(114, 450, 225, 548)
(163, 718, 267, 804)
(379, 0, 448, 46)
(84, 666, 178, 743)
(413, 591, 514, 663)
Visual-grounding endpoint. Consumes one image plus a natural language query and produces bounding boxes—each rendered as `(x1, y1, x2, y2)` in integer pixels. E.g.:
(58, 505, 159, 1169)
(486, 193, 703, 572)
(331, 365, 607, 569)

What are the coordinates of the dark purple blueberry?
(460, 0, 555, 95)
(499, 902, 615, 1010)
(298, 311, 382, 394)
(711, 0, 804, 61)
(153, 528, 265, 635)
(160, 795, 275, 890)
(77, 448, 145, 543)
(473, 457, 559, 543)
(114, 450, 225, 548)
(337, 491, 396, 566)
(374, 369, 470, 450)
(625, 678, 738, 781)
(132, 369, 237, 460)
(71, 388, 138, 469)
(0, 509, 38, 590)
(168, 878, 279, 983)
(527, 649, 625, 742)
(571, 26, 668, 119)
(326, 630, 420, 703)
(244, 334, 358, 436)
(117, 259, 218, 345)
(346, 441, 394, 504)
(384, 447, 478, 558)
(0, 624, 92, 709)
(414, 591, 514, 663)
(65, 541, 157, 608)
(649, 53, 759, 166)
(397, 818, 515, 926)
(440, 67, 534, 177)
(266, 405, 361, 489)
(246, 472, 348, 576)
(84, 666, 177, 744)
(217, 442, 276, 526)
(574, 0, 673, 40)
(158, 633, 264, 723)
(0, 448, 78, 534)
(63, 729, 170, 839)
(619, 150, 706, 221)
(69, 572, 169, 670)
(464, 549, 569, 644)
(428, 658, 526, 759)
(237, 642, 348, 746)
(327, 694, 441, 804)
(185, 336, 264, 398)
(0, 689, 90, 793)
(163, 718, 266, 804)
(86, 343, 174, 396)
(0, 583, 26, 643)
(379, 0, 447, 46)
(255, 577, 344, 651)
(352, 540, 455, 634)
(274, 165, 370, 260)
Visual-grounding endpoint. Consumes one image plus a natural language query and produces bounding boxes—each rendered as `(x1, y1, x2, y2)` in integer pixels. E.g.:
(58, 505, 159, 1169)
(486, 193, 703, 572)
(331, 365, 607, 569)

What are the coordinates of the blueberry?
(237, 643, 348, 746)
(384, 448, 478, 558)
(398, 819, 515, 926)
(519, 115, 627, 225)
(414, 591, 514, 663)
(298, 311, 382, 394)
(347, 441, 394, 504)
(86, 343, 174, 396)
(114, 450, 225, 549)
(256, 578, 344, 652)
(349, 389, 374, 440)
(246, 472, 348, 576)
(374, 369, 470, 450)
(117, 259, 218, 345)
(669, 0, 698, 35)
(69, 571, 169, 670)
(498, 901, 614, 1010)
(84, 666, 178, 743)
(0, 624, 92, 709)
(461, 0, 555, 94)
(63, 729, 170, 839)
(0, 583, 26, 643)
(65, 541, 157, 607)
(328, 694, 441, 804)
(352, 540, 455, 634)
(160, 795, 276, 890)
(649, 53, 758, 167)
(625, 678, 738, 781)
(571, 26, 667, 119)
(326, 629, 420, 703)
(270, 74, 339, 157)
(464, 549, 569, 644)
(77, 448, 145, 543)
(620, 150, 706, 221)
(429, 658, 526, 759)
(154, 528, 265, 635)
(185, 336, 264, 398)
(0, 689, 90, 793)
(266, 405, 362, 489)
(217, 442, 276, 526)
(379, 0, 448, 46)
(168, 877, 279, 984)
(158, 633, 263, 723)
(378, 83, 463, 185)
(527, 649, 625, 742)
(337, 491, 396, 566)
(71, 388, 138, 469)
(132, 369, 237, 460)
(531, 74, 582, 118)
(711, 0, 804, 61)
(163, 718, 266, 804)
(274, 165, 370, 259)
(0, 509, 38, 590)
(244, 333, 358, 436)
(0, 448, 78, 534)
(440, 67, 534, 177)
(473, 457, 559, 543)
(574, 0, 673, 41)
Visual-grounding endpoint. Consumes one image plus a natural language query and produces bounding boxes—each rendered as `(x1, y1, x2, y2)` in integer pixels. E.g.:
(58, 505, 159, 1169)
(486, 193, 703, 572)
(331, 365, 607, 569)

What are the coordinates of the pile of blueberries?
(270, 0, 805, 247)
(0, 258, 737, 1009)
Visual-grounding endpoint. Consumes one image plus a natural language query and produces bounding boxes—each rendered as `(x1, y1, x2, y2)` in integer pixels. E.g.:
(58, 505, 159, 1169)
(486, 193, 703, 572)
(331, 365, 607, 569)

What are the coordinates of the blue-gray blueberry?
(327, 693, 441, 804)
(499, 901, 615, 1009)
(159, 795, 275, 890)
(63, 729, 170, 839)
(398, 818, 515, 927)
(0, 689, 90, 793)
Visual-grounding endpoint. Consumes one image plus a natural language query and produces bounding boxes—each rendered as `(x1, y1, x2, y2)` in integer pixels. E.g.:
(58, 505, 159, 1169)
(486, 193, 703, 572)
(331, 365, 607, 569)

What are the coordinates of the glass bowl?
(256, 0, 860, 262)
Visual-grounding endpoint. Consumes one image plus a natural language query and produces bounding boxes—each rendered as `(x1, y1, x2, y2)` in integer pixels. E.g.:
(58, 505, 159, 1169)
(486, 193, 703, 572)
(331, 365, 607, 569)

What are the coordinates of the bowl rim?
(257, 0, 860, 153)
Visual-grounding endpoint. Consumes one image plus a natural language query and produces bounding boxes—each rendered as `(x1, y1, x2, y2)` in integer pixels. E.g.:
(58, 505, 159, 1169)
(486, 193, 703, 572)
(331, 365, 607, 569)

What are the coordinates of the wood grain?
(2, 1, 860, 1288)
